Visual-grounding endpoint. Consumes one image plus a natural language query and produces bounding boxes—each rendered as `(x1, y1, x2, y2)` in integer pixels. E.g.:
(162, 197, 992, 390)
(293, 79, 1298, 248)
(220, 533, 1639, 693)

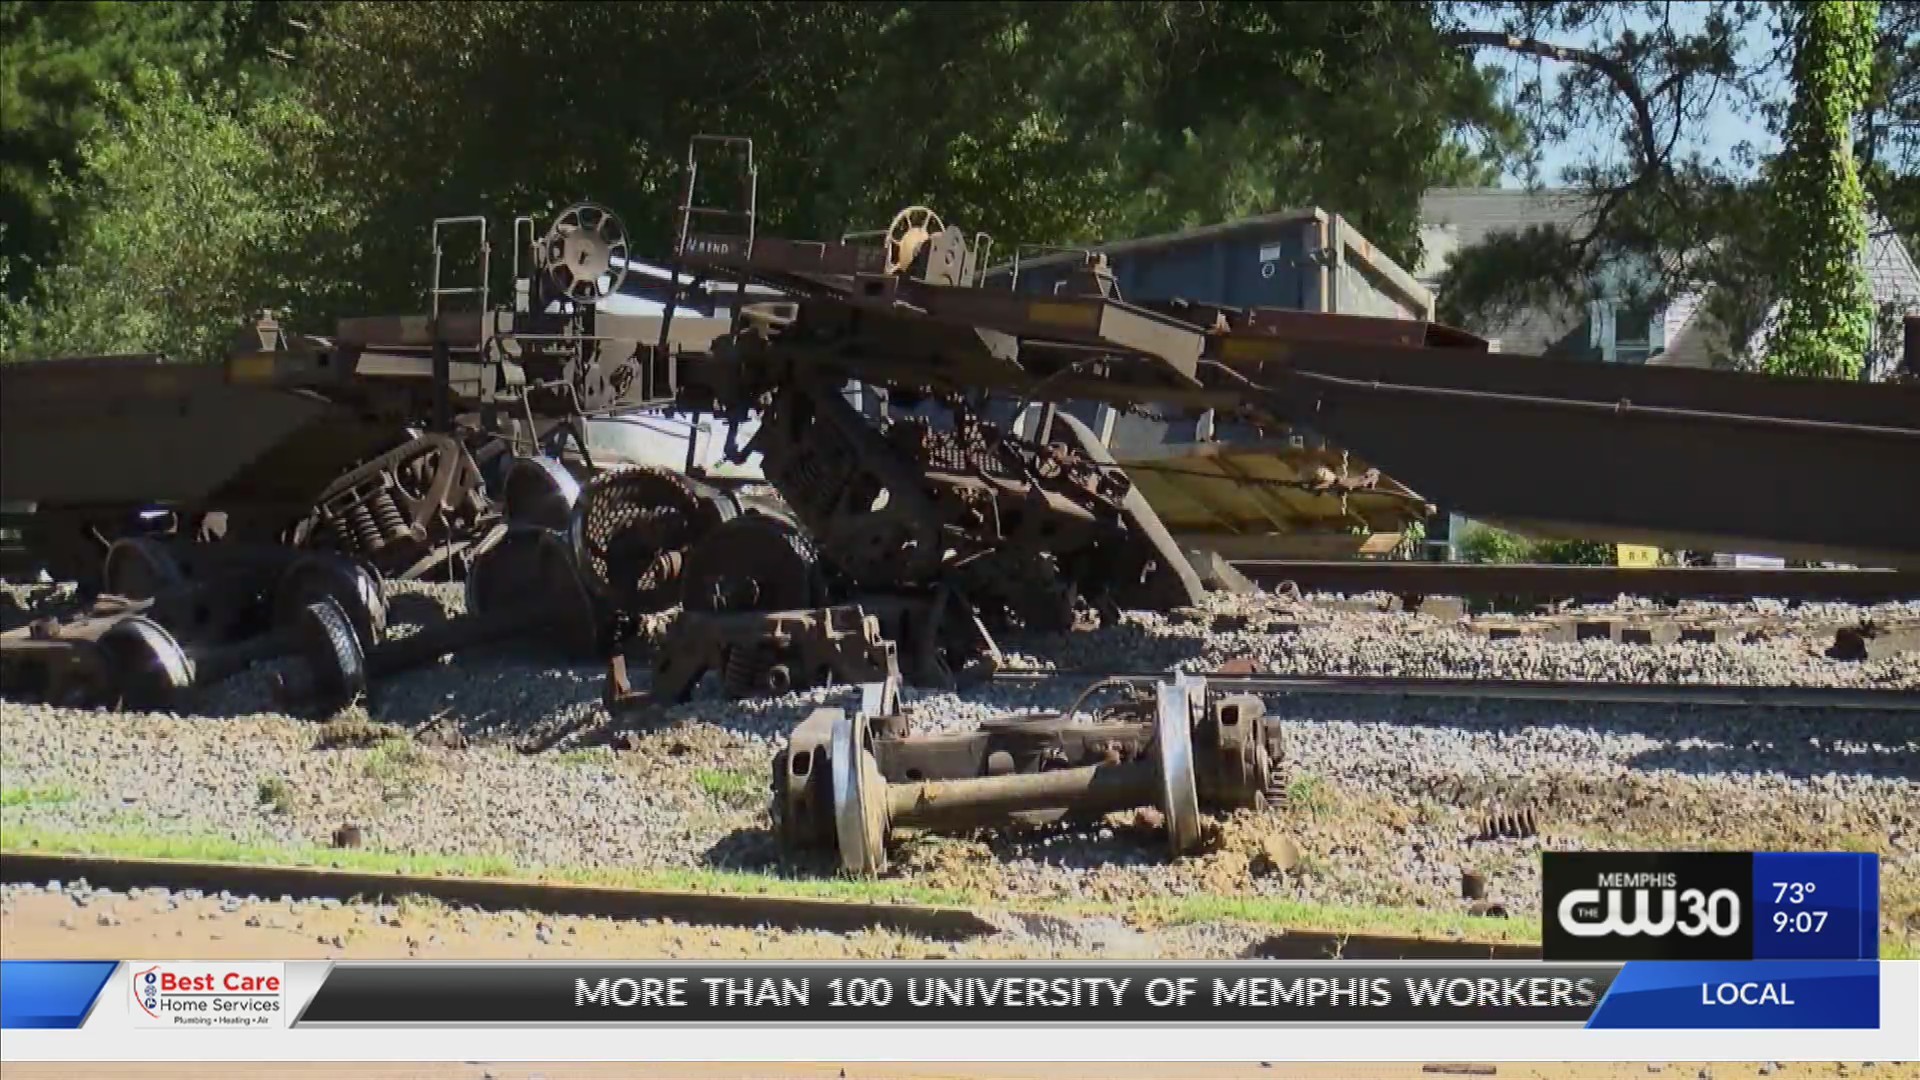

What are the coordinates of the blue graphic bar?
(0, 961, 119, 1029)
(1587, 960, 1879, 1029)
(1751, 852, 1880, 960)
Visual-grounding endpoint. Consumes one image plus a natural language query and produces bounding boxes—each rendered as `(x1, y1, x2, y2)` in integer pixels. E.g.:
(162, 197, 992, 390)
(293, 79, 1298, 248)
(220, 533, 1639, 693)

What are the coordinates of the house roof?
(1417, 187, 1920, 369)
(1417, 187, 1598, 355)
(1867, 221, 1920, 311)
(1416, 188, 1597, 282)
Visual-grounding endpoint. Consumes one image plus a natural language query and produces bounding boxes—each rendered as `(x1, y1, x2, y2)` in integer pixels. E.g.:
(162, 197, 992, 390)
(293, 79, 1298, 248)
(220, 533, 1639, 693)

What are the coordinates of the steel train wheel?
(679, 512, 827, 614)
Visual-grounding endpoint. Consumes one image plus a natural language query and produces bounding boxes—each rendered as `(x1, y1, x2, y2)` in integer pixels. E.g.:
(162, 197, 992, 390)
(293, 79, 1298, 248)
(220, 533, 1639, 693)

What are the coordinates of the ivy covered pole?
(1765, 0, 1880, 380)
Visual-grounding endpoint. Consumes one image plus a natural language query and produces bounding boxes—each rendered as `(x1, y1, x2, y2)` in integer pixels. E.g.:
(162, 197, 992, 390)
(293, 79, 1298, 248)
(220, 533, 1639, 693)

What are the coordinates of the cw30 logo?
(1556, 887, 1743, 939)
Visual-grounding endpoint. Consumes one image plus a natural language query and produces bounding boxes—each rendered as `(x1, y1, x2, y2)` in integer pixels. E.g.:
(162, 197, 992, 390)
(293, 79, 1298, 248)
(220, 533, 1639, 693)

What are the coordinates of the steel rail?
(0, 851, 1538, 960)
(988, 670, 1920, 711)
(0, 851, 998, 940)
(1228, 560, 1920, 603)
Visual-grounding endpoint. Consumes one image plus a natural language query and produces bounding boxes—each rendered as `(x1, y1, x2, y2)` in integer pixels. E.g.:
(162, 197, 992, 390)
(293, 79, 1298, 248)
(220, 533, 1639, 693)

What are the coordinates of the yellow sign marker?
(1615, 544, 1660, 568)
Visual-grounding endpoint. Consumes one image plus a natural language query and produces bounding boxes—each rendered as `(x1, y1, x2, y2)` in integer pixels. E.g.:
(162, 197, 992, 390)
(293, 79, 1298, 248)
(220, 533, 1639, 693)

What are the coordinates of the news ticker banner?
(0, 959, 1885, 1031)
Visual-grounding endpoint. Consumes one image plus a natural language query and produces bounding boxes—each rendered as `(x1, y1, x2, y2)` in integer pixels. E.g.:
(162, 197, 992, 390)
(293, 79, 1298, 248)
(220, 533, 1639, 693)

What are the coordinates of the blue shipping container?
(983, 209, 1432, 322)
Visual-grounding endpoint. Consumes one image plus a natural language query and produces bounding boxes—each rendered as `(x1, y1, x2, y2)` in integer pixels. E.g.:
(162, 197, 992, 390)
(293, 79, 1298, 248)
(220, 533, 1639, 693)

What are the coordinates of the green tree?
(291, 1, 1525, 320)
(0, 0, 322, 301)
(0, 64, 355, 362)
(1433, 2, 1912, 373)
(1765, 0, 1880, 378)
(1850, 1, 1919, 246)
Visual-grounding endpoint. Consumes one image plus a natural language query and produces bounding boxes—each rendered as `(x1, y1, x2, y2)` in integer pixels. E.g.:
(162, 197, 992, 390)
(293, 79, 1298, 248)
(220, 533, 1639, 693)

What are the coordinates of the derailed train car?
(5, 134, 1919, 719)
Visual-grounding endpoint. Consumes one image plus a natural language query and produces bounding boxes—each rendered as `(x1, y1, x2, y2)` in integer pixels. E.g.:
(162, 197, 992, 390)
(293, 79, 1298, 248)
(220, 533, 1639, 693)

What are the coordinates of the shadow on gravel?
(701, 828, 808, 875)
(1281, 693, 1920, 780)
(1621, 736, 1920, 782)
(180, 641, 868, 749)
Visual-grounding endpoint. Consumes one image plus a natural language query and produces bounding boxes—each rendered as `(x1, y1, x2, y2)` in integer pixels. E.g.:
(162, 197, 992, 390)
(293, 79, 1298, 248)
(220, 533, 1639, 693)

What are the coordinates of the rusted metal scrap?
(286, 431, 503, 583)
(772, 676, 1285, 874)
(0, 203, 688, 593)
(93, 535, 387, 653)
(289, 525, 603, 714)
(1, 535, 386, 712)
(650, 604, 901, 703)
(0, 591, 365, 714)
(643, 587, 1002, 705)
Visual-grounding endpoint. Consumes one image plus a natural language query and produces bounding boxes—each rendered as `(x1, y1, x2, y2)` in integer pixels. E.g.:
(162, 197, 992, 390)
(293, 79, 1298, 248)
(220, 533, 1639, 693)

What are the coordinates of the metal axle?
(361, 600, 551, 679)
(885, 758, 1157, 828)
(828, 676, 1210, 875)
(296, 527, 600, 713)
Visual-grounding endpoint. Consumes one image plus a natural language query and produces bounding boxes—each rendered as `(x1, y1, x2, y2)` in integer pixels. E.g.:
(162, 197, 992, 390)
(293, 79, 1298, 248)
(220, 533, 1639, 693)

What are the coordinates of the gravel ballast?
(3, 582, 1916, 949)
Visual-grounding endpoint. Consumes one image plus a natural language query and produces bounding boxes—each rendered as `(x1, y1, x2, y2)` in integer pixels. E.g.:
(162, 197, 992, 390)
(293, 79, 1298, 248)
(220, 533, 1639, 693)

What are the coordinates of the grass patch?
(555, 747, 612, 768)
(0, 784, 79, 809)
(314, 715, 406, 750)
(7, 823, 1910, 959)
(1283, 773, 1335, 820)
(695, 767, 765, 807)
(362, 737, 426, 801)
(256, 776, 296, 815)
(1145, 891, 1539, 945)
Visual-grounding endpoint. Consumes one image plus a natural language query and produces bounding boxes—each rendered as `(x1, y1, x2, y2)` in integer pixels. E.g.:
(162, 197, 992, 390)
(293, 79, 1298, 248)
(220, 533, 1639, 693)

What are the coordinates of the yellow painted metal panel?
(1025, 300, 1100, 330)
(227, 354, 276, 384)
(1615, 544, 1661, 568)
(1118, 443, 1427, 541)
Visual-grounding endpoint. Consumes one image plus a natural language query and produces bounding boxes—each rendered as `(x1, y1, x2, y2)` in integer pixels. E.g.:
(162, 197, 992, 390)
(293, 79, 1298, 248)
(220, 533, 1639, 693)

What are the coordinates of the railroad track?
(0, 851, 1538, 961)
(990, 670, 1920, 712)
(1228, 560, 1920, 604)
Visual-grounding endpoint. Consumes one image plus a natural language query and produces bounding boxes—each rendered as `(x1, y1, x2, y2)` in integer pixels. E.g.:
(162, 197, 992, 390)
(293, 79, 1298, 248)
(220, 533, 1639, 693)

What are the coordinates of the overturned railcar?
(983, 211, 1437, 562)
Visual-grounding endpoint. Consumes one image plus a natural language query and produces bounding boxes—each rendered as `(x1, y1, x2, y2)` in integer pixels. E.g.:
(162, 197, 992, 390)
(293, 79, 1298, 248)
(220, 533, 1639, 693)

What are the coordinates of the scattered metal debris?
(1476, 805, 1539, 842)
(6, 131, 1919, 725)
(650, 604, 901, 703)
(643, 586, 1002, 706)
(1460, 870, 1487, 900)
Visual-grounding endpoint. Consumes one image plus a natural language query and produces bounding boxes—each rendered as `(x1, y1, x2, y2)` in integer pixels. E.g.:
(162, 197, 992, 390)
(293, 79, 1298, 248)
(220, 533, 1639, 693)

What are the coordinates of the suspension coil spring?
(371, 490, 408, 542)
(345, 500, 384, 552)
(1477, 805, 1539, 841)
(721, 643, 774, 700)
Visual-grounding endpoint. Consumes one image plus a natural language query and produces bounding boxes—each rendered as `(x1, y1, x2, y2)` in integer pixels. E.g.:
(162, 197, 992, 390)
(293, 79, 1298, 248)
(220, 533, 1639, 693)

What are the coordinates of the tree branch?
(1444, 29, 1662, 173)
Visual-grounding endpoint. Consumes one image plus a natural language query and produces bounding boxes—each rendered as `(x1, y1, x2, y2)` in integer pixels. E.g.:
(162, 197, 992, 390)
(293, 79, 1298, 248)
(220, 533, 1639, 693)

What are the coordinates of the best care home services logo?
(130, 963, 287, 1028)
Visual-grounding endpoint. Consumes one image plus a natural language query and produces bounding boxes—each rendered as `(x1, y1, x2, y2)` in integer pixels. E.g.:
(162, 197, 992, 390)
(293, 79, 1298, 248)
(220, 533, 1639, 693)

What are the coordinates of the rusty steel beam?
(1209, 324, 1920, 429)
(1230, 560, 1920, 603)
(1172, 320, 1920, 568)
(1235, 362, 1920, 570)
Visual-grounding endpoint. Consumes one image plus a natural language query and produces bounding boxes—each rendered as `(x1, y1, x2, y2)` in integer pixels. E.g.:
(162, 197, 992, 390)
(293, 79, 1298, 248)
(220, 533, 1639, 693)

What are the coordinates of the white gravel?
(3, 581, 1917, 944)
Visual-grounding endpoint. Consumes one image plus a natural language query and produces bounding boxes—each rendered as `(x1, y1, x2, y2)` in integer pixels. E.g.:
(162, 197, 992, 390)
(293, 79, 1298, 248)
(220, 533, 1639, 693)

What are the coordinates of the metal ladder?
(429, 216, 491, 321)
(670, 136, 758, 336)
